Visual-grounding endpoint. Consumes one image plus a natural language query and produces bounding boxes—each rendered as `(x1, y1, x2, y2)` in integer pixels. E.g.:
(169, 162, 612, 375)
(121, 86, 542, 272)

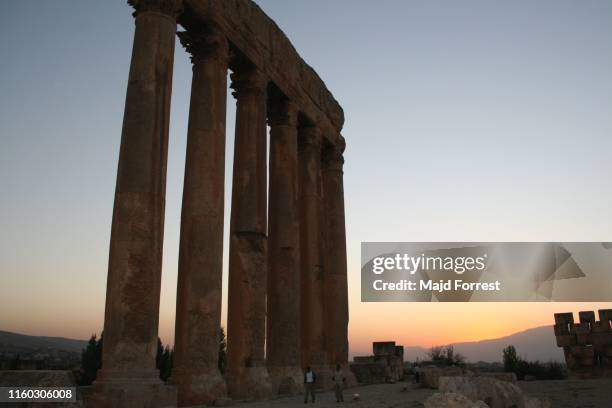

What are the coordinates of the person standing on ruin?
(332, 364, 346, 402)
(303, 366, 317, 403)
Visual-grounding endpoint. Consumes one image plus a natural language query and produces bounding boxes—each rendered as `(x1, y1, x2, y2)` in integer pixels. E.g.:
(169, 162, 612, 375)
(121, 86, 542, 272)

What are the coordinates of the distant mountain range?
(400, 325, 563, 363)
(1, 325, 563, 365)
(0, 330, 87, 356)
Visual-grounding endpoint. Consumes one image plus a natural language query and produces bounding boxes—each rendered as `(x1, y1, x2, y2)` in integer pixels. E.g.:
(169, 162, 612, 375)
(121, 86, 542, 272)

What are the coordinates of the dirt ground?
(233, 383, 434, 408)
(518, 378, 612, 408)
(233, 378, 612, 408)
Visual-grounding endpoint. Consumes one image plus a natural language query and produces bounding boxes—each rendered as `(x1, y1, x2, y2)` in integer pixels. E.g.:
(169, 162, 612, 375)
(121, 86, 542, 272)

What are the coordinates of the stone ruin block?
(555, 334, 576, 347)
(349, 362, 387, 385)
(352, 341, 406, 384)
(591, 322, 612, 347)
(353, 356, 378, 364)
(419, 366, 464, 389)
(553, 313, 576, 347)
(574, 322, 590, 345)
(579, 311, 596, 327)
(554, 312, 574, 333)
(373, 341, 396, 356)
(598, 309, 612, 326)
(555, 311, 612, 378)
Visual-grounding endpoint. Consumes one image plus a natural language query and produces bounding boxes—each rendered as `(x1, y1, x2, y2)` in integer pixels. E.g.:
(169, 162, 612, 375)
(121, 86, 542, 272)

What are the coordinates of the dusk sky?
(1, 1, 612, 357)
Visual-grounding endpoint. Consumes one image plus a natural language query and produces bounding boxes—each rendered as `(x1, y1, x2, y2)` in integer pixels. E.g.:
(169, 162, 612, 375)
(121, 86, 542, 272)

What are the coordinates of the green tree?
(219, 326, 227, 374)
(79, 327, 227, 384)
(502, 345, 519, 374)
(156, 340, 173, 382)
(80, 334, 102, 385)
(428, 345, 465, 366)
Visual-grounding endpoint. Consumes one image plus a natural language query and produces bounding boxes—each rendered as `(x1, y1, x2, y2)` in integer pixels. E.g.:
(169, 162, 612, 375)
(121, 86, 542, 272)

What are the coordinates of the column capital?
(230, 68, 267, 99)
(322, 135, 346, 172)
(128, 0, 182, 17)
(268, 99, 298, 128)
(298, 125, 322, 152)
(178, 29, 229, 65)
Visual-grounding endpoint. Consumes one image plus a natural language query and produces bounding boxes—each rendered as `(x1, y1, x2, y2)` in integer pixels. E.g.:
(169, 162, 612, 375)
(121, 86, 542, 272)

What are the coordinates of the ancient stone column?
(322, 136, 356, 386)
(299, 126, 333, 389)
(171, 28, 228, 407)
(226, 66, 273, 399)
(93, 0, 180, 406)
(266, 98, 304, 395)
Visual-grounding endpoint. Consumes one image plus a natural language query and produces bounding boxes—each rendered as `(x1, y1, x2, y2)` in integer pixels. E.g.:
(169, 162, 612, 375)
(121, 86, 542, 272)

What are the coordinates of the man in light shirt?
(303, 366, 316, 403)
(332, 364, 346, 402)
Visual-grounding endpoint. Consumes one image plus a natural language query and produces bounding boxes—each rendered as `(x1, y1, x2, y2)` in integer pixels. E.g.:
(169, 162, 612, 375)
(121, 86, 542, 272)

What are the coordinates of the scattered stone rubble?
(423, 374, 550, 408)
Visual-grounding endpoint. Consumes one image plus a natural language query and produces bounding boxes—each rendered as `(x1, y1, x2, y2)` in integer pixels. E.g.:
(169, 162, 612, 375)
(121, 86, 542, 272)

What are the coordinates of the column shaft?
(172, 29, 228, 407)
(93, 1, 179, 406)
(298, 126, 332, 388)
(322, 138, 350, 368)
(226, 67, 273, 399)
(100, 4, 177, 378)
(266, 99, 303, 394)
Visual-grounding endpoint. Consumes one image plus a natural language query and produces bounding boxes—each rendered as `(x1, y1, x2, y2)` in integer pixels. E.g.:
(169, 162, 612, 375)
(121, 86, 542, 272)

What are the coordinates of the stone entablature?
(181, 0, 344, 143)
(554, 310, 612, 378)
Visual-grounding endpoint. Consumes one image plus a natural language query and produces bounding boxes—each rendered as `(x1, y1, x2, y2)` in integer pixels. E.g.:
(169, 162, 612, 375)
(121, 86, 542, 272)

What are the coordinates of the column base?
(225, 366, 274, 400)
(87, 370, 176, 408)
(171, 367, 227, 407)
(267, 365, 305, 395)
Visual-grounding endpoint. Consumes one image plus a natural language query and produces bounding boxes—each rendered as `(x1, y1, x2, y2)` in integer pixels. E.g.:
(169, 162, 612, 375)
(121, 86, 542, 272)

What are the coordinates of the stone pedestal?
(89, 372, 176, 408)
(226, 66, 273, 399)
(92, 2, 179, 406)
(171, 28, 229, 407)
(298, 125, 332, 388)
(266, 98, 304, 395)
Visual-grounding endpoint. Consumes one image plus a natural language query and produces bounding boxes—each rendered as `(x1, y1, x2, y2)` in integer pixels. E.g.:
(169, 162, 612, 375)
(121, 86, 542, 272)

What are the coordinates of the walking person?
(332, 364, 346, 403)
(304, 366, 316, 403)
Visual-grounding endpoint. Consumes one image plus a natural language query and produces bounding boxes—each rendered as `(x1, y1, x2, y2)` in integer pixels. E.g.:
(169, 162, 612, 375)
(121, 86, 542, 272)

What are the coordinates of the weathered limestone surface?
(349, 362, 388, 385)
(439, 376, 551, 408)
(419, 366, 464, 389)
(266, 97, 304, 396)
(298, 126, 332, 389)
(322, 137, 350, 371)
(171, 27, 229, 407)
(226, 66, 273, 400)
(94, 1, 180, 406)
(183, 0, 344, 142)
(351, 341, 404, 385)
(553, 310, 612, 379)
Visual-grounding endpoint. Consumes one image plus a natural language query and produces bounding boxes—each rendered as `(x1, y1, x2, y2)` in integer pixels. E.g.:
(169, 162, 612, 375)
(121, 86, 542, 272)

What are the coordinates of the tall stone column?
(171, 28, 228, 407)
(322, 136, 356, 385)
(93, 0, 180, 406)
(266, 98, 304, 395)
(299, 126, 332, 389)
(226, 66, 273, 399)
